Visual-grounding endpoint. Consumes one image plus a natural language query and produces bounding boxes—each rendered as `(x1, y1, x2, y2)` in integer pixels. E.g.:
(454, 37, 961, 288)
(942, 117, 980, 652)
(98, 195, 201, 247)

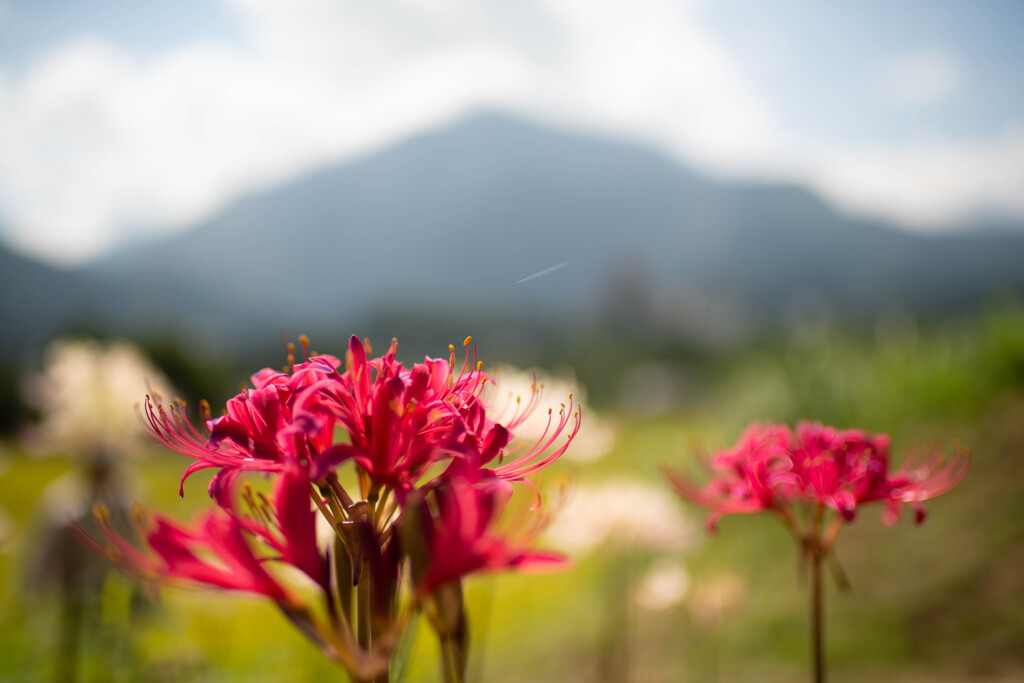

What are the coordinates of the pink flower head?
(666, 423, 800, 530)
(666, 421, 968, 530)
(291, 336, 579, 495)
(142, 349, 343, 497)
(143, 335, 579, 509)
(291, 336, 486, 491)
(788, 422, 892, 521)
(403, 464, 565, 597)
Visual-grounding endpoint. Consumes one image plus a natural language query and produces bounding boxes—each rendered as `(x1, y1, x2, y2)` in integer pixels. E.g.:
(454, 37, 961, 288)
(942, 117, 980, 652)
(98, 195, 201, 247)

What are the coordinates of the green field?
(2, 305, 1023, 682)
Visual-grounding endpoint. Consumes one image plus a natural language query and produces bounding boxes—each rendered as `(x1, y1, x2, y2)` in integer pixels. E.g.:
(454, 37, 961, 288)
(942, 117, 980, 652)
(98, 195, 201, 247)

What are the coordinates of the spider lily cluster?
(82, 335, 580, 682)
(666, 421, 968, 682)
(665, 421, 968, 538)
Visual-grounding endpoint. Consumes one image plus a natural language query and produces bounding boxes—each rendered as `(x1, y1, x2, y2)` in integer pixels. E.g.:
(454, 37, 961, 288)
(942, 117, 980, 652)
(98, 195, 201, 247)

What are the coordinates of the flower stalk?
(810, 537, 825, 683)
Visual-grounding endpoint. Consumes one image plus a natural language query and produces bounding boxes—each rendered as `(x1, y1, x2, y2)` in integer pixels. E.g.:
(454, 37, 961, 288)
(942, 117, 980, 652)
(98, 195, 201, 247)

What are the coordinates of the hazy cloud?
(803, 125, 1024, 228)
(0, 1, 1020, 264)
(883, 47, 963, 107)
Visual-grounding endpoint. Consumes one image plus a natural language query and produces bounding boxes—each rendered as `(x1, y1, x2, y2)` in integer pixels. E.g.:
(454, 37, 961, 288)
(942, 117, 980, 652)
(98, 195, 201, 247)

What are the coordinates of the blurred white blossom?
(634, 560, 691, 611)
(24, 338, 174, 459)
(544, 478, 699, 556)
(484, 364, 616, 462)
(687, 573, 748, 628)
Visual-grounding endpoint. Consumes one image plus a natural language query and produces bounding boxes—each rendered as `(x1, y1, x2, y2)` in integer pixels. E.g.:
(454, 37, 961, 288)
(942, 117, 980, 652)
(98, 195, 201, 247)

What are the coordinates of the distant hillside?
(4, 111, 1024, 360)
(0, 237, 249, 360)
(89, 112, 1024, 320)
(0, 243, 90, 356)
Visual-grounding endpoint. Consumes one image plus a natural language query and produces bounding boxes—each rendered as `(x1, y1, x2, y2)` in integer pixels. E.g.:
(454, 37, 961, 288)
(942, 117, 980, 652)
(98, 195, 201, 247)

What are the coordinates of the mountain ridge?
(3, 110, 1023, 359)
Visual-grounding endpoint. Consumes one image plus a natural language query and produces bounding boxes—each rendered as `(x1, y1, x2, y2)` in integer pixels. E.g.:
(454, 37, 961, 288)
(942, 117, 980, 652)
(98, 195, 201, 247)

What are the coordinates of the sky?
(0, 0, 1022, 266)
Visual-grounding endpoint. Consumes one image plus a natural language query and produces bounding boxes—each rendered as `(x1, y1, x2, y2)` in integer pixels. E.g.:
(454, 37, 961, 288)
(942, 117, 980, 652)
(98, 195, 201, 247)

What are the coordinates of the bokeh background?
(1, 1, 1023, 681)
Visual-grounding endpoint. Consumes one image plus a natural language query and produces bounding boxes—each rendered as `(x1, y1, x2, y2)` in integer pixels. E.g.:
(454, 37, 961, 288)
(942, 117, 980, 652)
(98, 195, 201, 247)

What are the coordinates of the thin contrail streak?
(514, 261, 570, 284)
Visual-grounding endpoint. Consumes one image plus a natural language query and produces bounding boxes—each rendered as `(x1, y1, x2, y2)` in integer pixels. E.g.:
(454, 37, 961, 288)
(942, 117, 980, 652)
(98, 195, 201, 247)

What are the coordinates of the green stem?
(352, 567, 389, 683)
(810, 534, 826, 683)
(440, 635, 465, 683)
(357, 563, 372, 653)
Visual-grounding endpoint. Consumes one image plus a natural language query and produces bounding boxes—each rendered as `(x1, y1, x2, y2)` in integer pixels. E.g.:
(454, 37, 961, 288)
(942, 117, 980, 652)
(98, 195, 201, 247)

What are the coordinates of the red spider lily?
(404, 465, 566, 598)
(99, 334, 578, 683)
(666, 420, 968, 683)
(666, 421, 968, 530)
(292, 336, 480, 491)
(293, 335, 579, 494)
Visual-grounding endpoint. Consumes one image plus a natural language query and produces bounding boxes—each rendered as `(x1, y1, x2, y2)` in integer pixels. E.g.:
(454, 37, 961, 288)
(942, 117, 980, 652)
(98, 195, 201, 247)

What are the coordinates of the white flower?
(484, 364, 616, 462)
(544, 478, 700, 557)
(688, 573, 748, 627)
(634, 560, 691, 611)
(25, 338, 175, 459)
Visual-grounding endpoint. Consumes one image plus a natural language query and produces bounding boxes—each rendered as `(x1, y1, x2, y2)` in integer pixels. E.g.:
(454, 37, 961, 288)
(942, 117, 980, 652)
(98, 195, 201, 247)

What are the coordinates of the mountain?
(6, 111, 1024, 359)
(0, 235, 252, 361)
(0, 242, 91, 356)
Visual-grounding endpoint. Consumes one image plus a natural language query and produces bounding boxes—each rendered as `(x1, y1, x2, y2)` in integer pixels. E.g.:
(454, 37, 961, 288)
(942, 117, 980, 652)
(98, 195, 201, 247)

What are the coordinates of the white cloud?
(883, 46, 962, 107)
(793, 125, 1024, 228)
(0, 0, 784, 264)
(0, 2, 1020, 265)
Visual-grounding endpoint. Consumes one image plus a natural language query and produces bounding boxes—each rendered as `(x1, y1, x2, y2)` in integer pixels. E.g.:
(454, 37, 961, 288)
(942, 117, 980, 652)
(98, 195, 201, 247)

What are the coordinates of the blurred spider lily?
(665, 421, 968, 683)
(666, 421, 968, 535)
(81, 335, 578, 683)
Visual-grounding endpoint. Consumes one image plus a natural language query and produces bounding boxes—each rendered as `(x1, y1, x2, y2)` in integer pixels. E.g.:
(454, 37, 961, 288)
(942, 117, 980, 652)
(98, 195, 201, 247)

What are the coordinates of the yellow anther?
(93, 503, 109, 524)
(287, 342, 296, 354)
(463, 336, 472, 347)
(476, 361, 483, 371)
(363, 337, 373, 354)
(298, 334, 310, 347)
(448, 344, 455, 354)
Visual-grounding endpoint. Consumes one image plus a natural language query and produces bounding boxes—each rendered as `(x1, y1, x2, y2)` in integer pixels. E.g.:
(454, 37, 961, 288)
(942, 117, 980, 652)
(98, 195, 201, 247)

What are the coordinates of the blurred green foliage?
(1, 303, 1023, 681)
